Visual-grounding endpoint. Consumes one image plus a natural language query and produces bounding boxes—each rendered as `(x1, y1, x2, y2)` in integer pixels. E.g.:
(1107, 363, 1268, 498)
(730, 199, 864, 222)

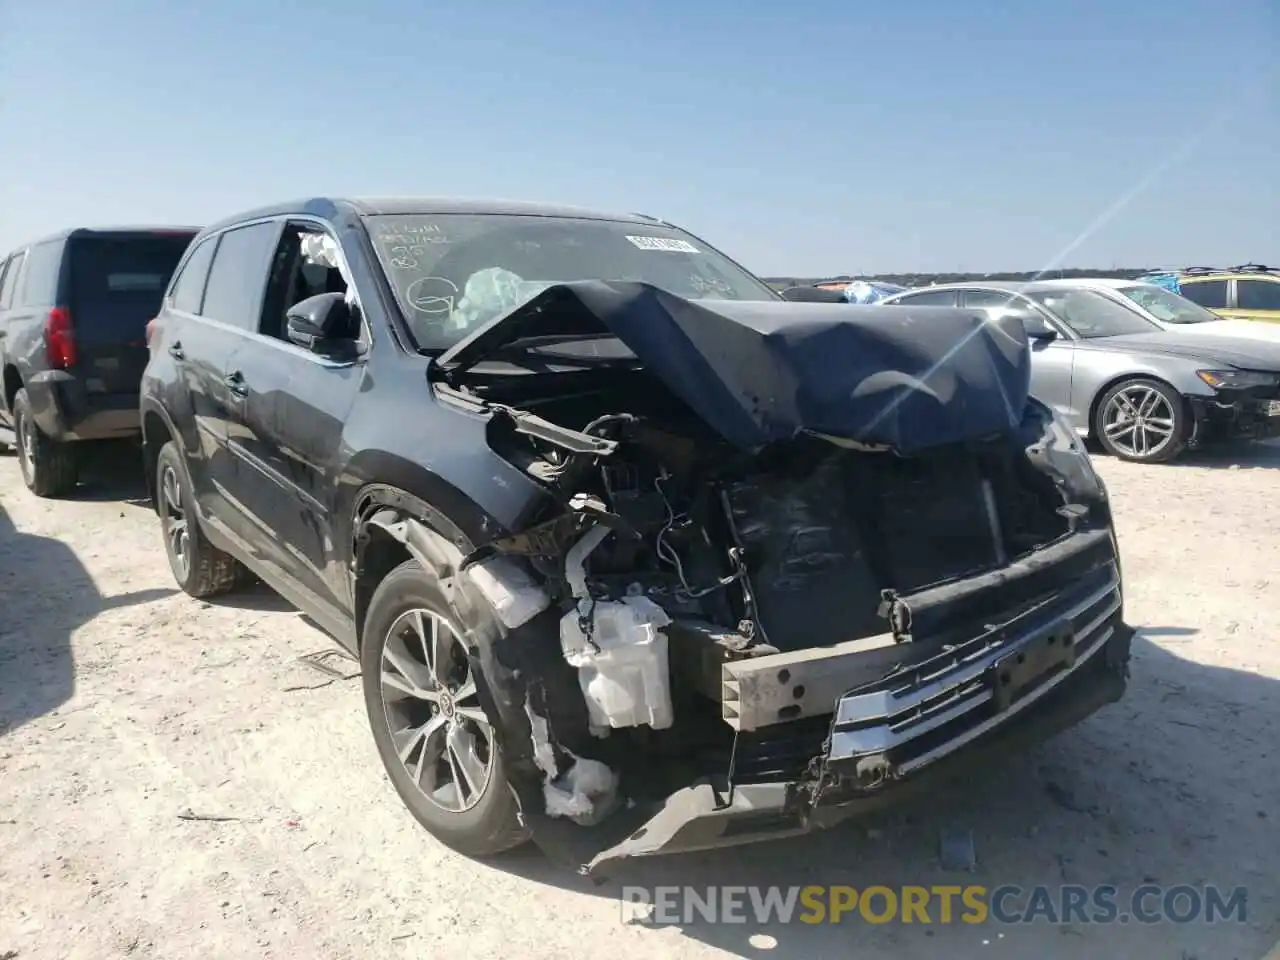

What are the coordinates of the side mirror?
(286, 293, 360, 354)
(1024, 320, 1058, 342)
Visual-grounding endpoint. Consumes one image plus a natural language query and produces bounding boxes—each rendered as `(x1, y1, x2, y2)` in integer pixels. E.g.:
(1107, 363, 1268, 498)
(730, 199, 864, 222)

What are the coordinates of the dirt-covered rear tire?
(155, 440, 242, 597)
(13, 388, 78, 497)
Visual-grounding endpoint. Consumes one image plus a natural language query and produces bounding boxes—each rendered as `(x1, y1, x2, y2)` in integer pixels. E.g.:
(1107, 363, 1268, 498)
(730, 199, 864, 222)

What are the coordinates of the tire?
(1093, 377, 1189, 464)
(13, 388, 78, 497)
(361, 559, 528, 857)
(155, 440, 242, 597)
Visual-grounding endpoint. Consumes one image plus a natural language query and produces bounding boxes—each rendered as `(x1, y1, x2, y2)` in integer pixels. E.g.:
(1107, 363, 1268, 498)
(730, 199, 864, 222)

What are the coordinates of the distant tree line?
(762, 266, 1154, 290)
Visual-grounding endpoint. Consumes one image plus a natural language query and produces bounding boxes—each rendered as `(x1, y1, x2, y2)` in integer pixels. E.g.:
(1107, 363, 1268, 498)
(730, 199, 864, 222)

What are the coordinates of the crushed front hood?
(435, 281, 1032, 454)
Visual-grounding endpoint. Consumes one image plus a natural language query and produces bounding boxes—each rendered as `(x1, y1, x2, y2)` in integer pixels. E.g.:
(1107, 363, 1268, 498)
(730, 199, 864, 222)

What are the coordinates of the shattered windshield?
(1115, 284, 1222, 325)
(365, 213, 778, 351)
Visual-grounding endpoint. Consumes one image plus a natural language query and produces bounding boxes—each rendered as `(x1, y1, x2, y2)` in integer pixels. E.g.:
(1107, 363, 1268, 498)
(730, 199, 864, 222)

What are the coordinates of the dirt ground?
(1, 442, 1277, 960)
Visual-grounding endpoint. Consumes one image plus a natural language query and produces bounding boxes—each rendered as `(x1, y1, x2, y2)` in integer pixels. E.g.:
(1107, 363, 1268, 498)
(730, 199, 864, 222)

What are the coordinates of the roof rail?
(1169, 264, 1279, 276)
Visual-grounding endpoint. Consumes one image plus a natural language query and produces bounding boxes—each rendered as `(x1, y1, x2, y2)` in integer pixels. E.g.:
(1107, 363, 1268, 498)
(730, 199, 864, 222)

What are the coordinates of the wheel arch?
(347, 466, 650, 859)
(2, 363, 23, 415)
(348, 483, 558, 825)
(1086, 372, 1195, 440)
(139, 400, 182, 510)
(337, 445, 553, 642)
(349, 486, 470, 642)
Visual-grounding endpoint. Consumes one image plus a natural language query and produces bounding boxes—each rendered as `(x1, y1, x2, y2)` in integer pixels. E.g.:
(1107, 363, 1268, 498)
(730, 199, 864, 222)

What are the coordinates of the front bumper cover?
(1188, 393, 1280, 444)
(568, 547, 1132, 879)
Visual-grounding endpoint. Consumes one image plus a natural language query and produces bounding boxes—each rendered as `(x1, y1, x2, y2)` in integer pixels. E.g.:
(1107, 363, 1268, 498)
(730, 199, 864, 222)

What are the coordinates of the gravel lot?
(1, 441, 1277, 960)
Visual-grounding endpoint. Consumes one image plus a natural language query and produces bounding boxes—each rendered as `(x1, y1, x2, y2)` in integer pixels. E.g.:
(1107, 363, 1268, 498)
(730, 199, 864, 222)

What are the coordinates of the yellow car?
(1142, 265, 1280, 324)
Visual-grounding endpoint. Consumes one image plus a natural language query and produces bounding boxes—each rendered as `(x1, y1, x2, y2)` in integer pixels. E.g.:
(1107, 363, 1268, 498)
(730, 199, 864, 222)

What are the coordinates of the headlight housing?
(1195, 369, 1279, 390)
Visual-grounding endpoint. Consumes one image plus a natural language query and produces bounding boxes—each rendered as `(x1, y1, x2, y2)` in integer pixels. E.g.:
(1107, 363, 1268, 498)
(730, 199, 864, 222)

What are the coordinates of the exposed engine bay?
(435, 367, 1114, 855)
(410, 283, 1131, 874)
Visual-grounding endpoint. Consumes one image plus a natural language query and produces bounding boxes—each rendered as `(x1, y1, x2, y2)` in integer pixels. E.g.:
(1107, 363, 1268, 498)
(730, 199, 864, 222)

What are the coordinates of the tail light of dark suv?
(45, 307, 77, 369)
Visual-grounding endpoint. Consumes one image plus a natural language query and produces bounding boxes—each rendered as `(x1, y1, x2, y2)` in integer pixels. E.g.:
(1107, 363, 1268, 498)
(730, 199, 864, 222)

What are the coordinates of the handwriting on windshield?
(690, 274, 734, 296)
(377, 223, 454, 258)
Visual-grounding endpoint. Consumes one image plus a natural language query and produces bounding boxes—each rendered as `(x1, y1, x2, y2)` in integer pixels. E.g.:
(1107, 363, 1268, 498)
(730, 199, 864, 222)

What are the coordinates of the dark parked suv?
(0, 227, 197, 495)
(140, 197, 1133, 876)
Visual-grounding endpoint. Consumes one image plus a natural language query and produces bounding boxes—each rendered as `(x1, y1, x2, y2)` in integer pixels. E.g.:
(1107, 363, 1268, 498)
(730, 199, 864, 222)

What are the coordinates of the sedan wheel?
(379, 608, 494, 813)
(1095, 378, 1188, 463)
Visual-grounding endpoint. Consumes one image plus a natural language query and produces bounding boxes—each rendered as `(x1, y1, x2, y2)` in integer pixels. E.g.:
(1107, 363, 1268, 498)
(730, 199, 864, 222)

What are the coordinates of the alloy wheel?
(379, 608, 494, 813)
(17, 411, 36, 485)
(1102, 385, 1177, 460)
(160, 463, 191, 581)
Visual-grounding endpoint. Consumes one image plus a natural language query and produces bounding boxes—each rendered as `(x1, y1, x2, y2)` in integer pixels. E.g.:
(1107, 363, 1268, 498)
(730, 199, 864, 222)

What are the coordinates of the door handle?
(168, 342, 185, 360)
(224, 370, 249, 397)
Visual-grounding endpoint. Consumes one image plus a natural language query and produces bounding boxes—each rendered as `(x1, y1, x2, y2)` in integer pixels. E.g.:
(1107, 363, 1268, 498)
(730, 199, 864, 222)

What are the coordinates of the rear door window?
(1178, 279, 1227, 308)
(1236, 280, 1280, 311)
(67, 234, 195, 335)
(170, 236, 218, 315)
(19, 240, 65, 307)
(200, 222, 281, 331)
(0, 253, 25, 309)
(963, 289, 1059, 333)
(895, 289, 957, 306)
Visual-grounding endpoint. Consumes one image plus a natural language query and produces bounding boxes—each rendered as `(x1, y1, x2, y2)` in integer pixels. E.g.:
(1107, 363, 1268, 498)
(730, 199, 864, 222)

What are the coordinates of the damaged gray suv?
(139, 197, 1133, 877)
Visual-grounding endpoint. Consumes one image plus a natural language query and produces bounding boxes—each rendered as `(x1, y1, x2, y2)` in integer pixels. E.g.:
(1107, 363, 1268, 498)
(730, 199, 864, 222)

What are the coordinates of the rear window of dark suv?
(67, 233, 195, 334)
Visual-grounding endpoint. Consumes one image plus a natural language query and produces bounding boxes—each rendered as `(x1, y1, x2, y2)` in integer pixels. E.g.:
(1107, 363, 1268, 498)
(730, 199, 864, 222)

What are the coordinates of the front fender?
(139, 398, 186, 505)
(1080, 351, 1219, 403)
(353, 507, 573, 843)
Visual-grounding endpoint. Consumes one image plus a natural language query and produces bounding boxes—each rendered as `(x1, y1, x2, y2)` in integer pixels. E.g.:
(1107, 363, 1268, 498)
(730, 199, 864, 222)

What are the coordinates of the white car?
(1036, 278, 1280, 342)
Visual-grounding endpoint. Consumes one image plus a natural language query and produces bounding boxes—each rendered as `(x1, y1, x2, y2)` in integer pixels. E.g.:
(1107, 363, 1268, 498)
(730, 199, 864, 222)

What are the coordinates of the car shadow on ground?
(207, 579, 297, 614)
(487, 632, 1277, 959)
(0, 502, 176, 735)
(1171, 438, 1280, 470)
(72, 439, 153, 506)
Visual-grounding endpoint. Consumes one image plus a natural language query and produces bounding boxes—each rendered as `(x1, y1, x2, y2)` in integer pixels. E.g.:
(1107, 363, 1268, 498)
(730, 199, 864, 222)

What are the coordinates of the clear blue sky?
(1, 0, 1275, 275)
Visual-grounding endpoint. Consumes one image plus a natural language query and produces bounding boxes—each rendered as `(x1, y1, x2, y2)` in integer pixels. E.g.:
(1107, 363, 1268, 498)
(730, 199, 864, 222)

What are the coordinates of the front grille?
(731, 714, 831, 783)
(827, 560, 1122, 779)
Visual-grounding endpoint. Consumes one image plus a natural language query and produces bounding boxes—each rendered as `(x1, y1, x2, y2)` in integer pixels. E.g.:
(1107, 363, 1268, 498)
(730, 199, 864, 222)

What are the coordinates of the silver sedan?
(880, 281, 1280, 463)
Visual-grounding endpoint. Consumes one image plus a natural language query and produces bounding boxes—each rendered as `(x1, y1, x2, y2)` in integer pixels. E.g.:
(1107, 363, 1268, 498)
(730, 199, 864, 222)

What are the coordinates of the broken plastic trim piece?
(525, 702, 620, 825)
(465, 556, 551, 629)
(565, 525, 612, 608)
(489, 403, 620, 457)
(461, 494, 635, 568)
(543, 754, 621, 825)
(364, 508, 465, 577)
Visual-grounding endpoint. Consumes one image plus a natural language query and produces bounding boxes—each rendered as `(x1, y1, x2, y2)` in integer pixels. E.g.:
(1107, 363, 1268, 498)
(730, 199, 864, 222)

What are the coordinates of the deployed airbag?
(436, 281, 1032, 454)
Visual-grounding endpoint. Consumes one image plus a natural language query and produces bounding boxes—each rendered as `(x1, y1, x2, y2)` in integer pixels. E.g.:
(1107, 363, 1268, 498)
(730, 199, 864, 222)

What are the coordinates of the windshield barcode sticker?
(626, 235, 699, 253)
